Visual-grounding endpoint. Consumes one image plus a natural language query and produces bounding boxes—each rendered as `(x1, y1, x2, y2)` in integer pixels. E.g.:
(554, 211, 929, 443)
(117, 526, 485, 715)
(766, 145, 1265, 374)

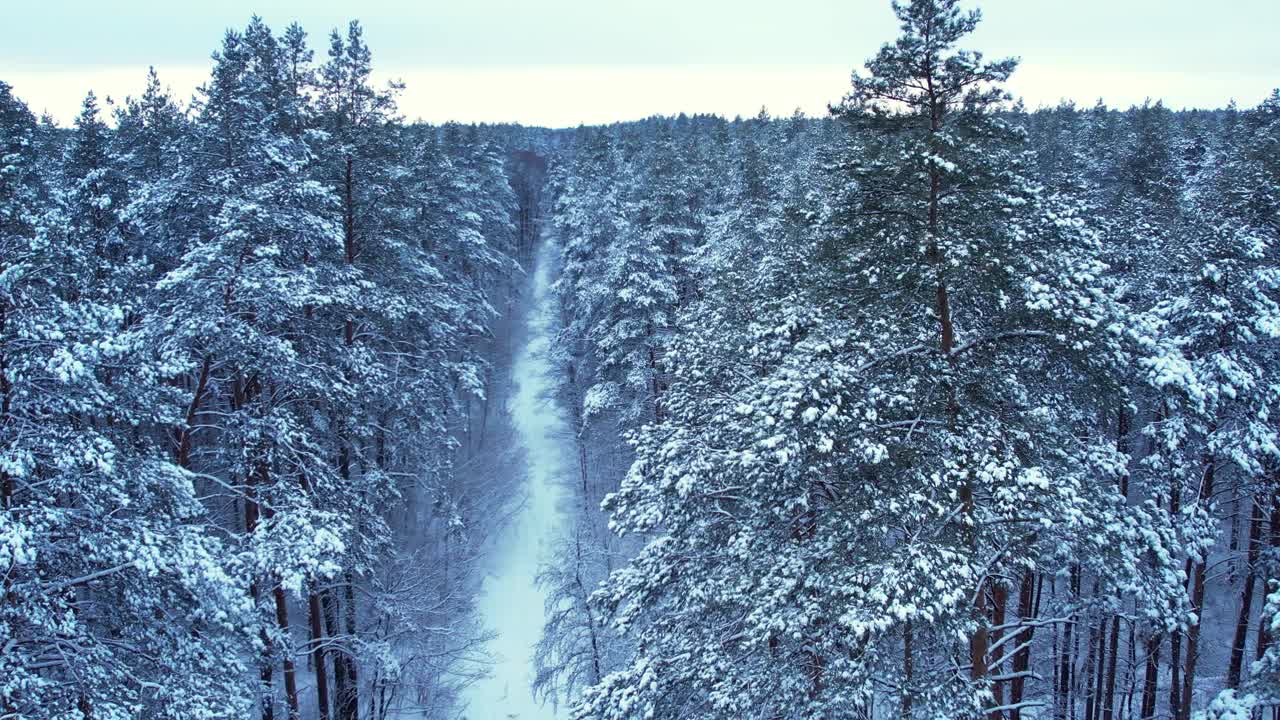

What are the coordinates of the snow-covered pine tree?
(1, 79, 253, 720)
(61, 92, 130, 295)
(575, 3, 1184, 719)
(141, 20, 355, 720)
(578, 124, 687, 427)
(112, 68, 189, 292)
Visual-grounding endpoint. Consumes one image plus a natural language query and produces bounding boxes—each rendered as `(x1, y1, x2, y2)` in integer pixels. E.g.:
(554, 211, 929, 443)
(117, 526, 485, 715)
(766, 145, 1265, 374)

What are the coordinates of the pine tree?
(575, 4, 1183, 719)
(1, 79, 253, 720)
(62, 91, 130, 296)
(141, 21, 355, 720)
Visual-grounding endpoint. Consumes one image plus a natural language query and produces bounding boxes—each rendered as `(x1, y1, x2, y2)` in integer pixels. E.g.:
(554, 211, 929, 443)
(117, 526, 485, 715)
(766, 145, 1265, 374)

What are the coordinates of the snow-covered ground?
(463, 238, 568, 720)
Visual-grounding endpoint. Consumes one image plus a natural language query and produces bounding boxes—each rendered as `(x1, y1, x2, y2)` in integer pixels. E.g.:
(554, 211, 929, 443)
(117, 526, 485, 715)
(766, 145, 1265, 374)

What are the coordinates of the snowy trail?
(463, 238, 568, 720)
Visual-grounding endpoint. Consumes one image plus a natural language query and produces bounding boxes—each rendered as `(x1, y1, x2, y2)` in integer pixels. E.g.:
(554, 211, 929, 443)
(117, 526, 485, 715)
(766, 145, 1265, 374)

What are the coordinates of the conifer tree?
(576, 4, 1183, 719)
(1, 78, 253, 720)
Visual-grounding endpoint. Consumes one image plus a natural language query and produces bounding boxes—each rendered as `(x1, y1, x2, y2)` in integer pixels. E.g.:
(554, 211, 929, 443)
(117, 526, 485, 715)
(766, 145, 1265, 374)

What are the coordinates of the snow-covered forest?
(2, 1, 1279, 719)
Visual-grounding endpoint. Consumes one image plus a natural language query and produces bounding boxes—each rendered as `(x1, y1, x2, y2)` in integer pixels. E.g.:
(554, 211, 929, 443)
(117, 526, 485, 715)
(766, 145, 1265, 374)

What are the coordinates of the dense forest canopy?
(1, 1, 1278, 720)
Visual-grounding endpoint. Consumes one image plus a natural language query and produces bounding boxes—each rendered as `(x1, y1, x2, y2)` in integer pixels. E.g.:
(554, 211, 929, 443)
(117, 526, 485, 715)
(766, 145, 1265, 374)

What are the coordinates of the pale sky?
(3, 0, 1277, 127)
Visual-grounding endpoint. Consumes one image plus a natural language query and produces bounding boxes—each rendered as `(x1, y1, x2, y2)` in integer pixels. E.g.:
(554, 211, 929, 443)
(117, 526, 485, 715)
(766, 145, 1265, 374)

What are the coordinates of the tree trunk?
(1140, 631, 1160, 720)
(1103, 615, 1123, 720)
(1125, 616, 1138, 720)
(1058, 567, 1080, 720)
(1141, 403, 1166, 720)
(1168, 471, 1185, 720)
(991, 582, 1008, 720)
(903, 618, 914, 720)
(332, 495, 356, 713)
(273, 584, 301, 720)
(309, 591, 332, 720)
(1093, 618, 1107, 720)
(925, 92, 982, 701)
(0, 301, 10, 541)
(246, 486, 276, 720)
(332, 151, 362, 720)
(573, 532, 603, 686)
(1103, 405, 1131, 720)
(1053, 616, 1063, 720)
(1010, 570, 1038, 720)
(338, 573, 359, 720)
(1083, 610, 1101, 720)
(324, 592, 350, 716)
(0, 311, 11, 616)
(256, 462, 301, 720)
(1227, 494, 1263, 688)
(174, 354, 212, 468)
(1179, 456, 1217, 720)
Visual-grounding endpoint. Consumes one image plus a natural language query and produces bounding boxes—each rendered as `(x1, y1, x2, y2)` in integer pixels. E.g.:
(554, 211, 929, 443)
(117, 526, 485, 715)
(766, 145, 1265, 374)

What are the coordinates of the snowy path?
(463, 238, 568, 720)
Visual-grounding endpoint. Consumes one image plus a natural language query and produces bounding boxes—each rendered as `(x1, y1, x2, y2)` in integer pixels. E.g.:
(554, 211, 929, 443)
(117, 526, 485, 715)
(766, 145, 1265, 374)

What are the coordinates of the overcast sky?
(4, 0, 1277, 127)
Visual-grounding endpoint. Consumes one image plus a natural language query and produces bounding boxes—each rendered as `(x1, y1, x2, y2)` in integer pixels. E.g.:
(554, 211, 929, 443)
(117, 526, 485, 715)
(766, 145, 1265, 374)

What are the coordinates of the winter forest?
(2, 1, 1279, 719)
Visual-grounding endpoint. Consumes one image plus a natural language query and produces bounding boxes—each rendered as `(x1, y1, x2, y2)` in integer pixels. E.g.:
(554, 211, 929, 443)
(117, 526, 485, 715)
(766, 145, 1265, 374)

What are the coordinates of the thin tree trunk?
(0, 308, 11, 617)
(246, 479, 275, 720)
(174, 354, 212, 468)
(1103, 615, 1122, 720)
(1058, 567, 1080, 720)
(309, 591, 332, 720)
(1125, 616, 1138, 720)
(1059, 576, 1070, 717)
(324, 592, 350, 715)
(1093, 618, 1108, 720)
(1140, 403, 1166, 720)
(920, 53, 987, 700)
(258, 462, 301, 720)
(273, 584, 301, 720)
(339, 572, 359, 720)
(1083, 608, 1101, 720)
(1179, 455, 1217, 720)
(1071, 583, 1082, 720)
(1010, 570, 1038, 720)
(991, 583, 1008, 720)
(1227, 494, 1263, 688)
(1, 302, 10, 542)
(1140, 631, 1161, 720)
(573, 532, 603, 686)
(1168, 469, 1185, 720)
(1053, 627, 1064, 720)
(1229, 491, 1243, 585)
(477, 371, 491, 450)
(903, 618, 914, 720)
(1104, 405, 1131, 720)
(333, 152, 361, 720)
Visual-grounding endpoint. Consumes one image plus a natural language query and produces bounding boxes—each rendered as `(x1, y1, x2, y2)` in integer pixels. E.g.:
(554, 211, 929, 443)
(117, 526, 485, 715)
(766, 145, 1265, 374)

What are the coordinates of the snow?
(463, 236, 570, 720)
